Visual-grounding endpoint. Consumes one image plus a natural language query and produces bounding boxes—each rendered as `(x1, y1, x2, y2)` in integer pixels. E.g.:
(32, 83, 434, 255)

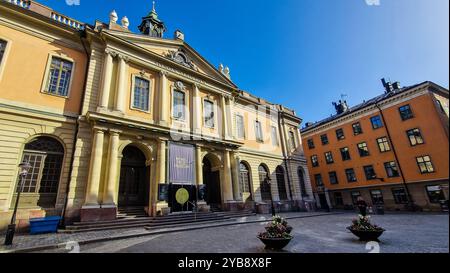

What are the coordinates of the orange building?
(301, 80, 449, 212)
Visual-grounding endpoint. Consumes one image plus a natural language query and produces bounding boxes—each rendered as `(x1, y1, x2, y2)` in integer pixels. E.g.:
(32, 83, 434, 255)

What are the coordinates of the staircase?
(62, 209, 255, 233)
(117, 207, 147, 219)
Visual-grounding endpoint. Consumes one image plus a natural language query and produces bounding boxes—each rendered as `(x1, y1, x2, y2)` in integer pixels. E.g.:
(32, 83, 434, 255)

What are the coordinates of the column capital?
(92, 127, 106, 134)
(105, 48, 117, 57)
(117, 53, 129, 63)
(108, 129, 122, 135)
(159, 70, 169, 77)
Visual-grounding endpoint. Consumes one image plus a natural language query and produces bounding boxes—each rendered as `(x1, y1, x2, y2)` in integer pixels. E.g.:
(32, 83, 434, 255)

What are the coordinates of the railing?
(3, 0, 31, 9)
(51, 11, 84, 30)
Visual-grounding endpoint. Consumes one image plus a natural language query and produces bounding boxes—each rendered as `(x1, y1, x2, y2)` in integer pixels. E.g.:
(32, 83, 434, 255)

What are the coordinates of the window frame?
(255, 120, 264, 143)
(271, 126, 279, 146)
(370, 189, 384, 205)
(352, 122, 363, 136)
(314, 174, 323, 187)
(0, 37, 12, 82)
(328, 171, 339, 185)
(340, 147, 351, 161)
(202, 98, 216, 129)
(370, 115, 383, 129)
(357, 142, 370, 157)
(426, 185, 445, 204)
(235, 114, 246, 139)
(398, 104, 414, 121)
(41, 53, 76, 98)
(130, 75, 151, 113)
(392, 188, 408, 204)
(351, 191, 361, 205)
(406, 128, 425, 146)
(172, 88, 187, 121)
(324, 151, 334, 165)
(335, 128, 345, 141)
(384, 161, 400, 178)
(377, 137, 391, 153)
(320, 134, 329, 145)
(334, 192, 344, 206)
(345, 168, 357, 183)
(307, 138, 315, 149)
(363, 165, 377, 180)
(416, 155, 435, 174)
(311, 155, 319, 168)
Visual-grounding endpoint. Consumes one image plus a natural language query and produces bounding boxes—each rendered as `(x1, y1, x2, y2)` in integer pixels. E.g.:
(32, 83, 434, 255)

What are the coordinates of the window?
(0, 39, 6, 65)
(407, 128, 424, 146)
(311, 155, 319, 167)
(416, 156, 434, 174)
(370, 115, 383, 129)
(44, 56, 73, 97)
(236, 114, 245, 139)
(370, 190, 384, 205)
(357, 142, 370, 157)
(399, 104, 414, 121)
(320, 134, 329, 145)
(239, 162, 252, 200)
(15, 137, 64, 208)
(392, 188, 409, 204)
(271, 126, 279, 146)
(426, 185, 445, 204)
(335, 128, 345, 140)
(307, 139, 315, 149)
(345, 168, 357, 183)
(132, 77, 150, 111)
(324, 151, 334, 164)
(340, 147, 351, 161)
(351, 191, 361, 205)
(314, 174, 323, 187)
(276, 166, 288, 200)
(352, 122, 363, 135)
(334, 192, 344, 206)
(329, 171, 338, 185)
(203, 100, 215, 128)
(255, 121, 263, 143)
(297, 167, 308, 197)
(258, 165, 271, 201)
(377, 137, 391, 152)
(363, 165, 377, 180)
(384, 161, 400, 177)
(289, 131, 296, 149)
(172, 90, 186, 120)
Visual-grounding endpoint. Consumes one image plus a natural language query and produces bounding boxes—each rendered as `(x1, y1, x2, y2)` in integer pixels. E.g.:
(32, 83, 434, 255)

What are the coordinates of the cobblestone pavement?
(32, 213, 449, 253)
(0, 212, 330, 253)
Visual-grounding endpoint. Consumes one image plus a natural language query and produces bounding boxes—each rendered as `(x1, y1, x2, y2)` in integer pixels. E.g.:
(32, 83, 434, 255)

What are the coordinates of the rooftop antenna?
(152, 1, 156, 12)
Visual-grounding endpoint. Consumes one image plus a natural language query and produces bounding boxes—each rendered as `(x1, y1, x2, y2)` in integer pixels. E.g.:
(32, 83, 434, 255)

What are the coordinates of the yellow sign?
(175, 188, 189, 205)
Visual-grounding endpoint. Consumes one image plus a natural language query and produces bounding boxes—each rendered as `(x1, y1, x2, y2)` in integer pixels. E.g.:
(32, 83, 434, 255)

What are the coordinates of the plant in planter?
(347, 215, 385, 241)
(258, 216, 293, 250)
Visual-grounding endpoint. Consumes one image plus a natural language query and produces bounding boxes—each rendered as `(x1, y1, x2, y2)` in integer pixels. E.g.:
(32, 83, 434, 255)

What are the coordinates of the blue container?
(29, 216, 61, 235)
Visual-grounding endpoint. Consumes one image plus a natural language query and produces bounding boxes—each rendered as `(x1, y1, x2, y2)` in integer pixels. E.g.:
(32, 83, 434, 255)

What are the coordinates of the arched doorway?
(276, 166, 288, 200)
(118, 145, 149, 208)
(16, 136, 64, 208)
(202, 154, 221, 209)
(258, 164, 271, 201)
(298, 167, 308, 197)
(239, 162, 252, 201)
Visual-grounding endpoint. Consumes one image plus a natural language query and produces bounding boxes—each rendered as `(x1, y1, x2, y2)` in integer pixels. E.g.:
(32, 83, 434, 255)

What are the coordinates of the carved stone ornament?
(175, 81, 186, 91)
(165, 49, 198, 71)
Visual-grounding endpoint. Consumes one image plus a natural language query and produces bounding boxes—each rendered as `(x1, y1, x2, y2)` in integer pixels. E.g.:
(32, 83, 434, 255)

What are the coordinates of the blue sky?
(39, 0, 449, 124)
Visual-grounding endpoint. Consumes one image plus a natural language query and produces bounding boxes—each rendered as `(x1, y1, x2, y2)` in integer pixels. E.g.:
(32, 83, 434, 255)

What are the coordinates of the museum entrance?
(118, 145, 149, 208)
(203, 156, 222, 210)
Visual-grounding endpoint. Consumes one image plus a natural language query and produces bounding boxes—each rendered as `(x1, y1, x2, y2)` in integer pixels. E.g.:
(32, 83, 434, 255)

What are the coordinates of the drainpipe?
(375, 103, 414, 209)
(278, 110, 294, 201)
(60, 29, 91, 227)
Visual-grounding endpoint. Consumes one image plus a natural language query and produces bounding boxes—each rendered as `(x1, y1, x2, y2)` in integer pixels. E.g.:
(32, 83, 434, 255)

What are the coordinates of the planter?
(257, 236, 293, 250)
(29, 216, 61, 235)
(347, 227, 385, 242)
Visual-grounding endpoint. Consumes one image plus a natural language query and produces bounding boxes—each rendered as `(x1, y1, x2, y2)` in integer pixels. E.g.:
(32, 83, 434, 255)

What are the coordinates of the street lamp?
(4, 161, 31, 246)
(265, 176, 276, 217)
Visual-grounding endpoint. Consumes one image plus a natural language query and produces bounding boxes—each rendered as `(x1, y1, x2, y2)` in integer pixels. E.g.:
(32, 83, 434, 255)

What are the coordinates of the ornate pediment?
(165, 49, 198, 71)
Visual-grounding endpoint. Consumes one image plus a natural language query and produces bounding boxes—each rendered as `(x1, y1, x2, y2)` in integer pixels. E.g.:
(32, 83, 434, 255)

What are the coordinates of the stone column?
(102, 130, 120, 206)
(230, 152, 241, 201)
(156, 139, 167, 184)
(220, 95, 229, 139)
(193, 84, 202, 134)
(222, 150, 234, 202)
(159, 71, 169, 126)
(114, 54, 128, 113)
(195, 145, 203, 185)
(99, 49, 115, 109)
(84, 128, 105, 206)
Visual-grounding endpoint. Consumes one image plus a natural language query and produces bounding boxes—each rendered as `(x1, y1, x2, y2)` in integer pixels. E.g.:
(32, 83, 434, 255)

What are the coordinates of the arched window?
(17, 137, 64, 207)
(276, 166, 288, 200)
(298, 167, 308, 197)
(239, 162, 252, 200)
(258, 165, 271, 201)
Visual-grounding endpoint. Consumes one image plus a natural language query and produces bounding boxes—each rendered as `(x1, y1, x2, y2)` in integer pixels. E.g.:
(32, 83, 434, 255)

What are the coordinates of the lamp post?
(266, 176, 276, 217)
(4, 161, 31, 246)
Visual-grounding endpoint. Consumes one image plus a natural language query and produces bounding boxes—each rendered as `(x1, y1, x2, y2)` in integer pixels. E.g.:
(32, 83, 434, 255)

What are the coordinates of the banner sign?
(158, 184, 169, 201)
(168, 142, 195, 185)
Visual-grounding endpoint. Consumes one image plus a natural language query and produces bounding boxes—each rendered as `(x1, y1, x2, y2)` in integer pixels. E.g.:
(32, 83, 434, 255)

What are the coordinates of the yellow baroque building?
(0, 0, 314, 230)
